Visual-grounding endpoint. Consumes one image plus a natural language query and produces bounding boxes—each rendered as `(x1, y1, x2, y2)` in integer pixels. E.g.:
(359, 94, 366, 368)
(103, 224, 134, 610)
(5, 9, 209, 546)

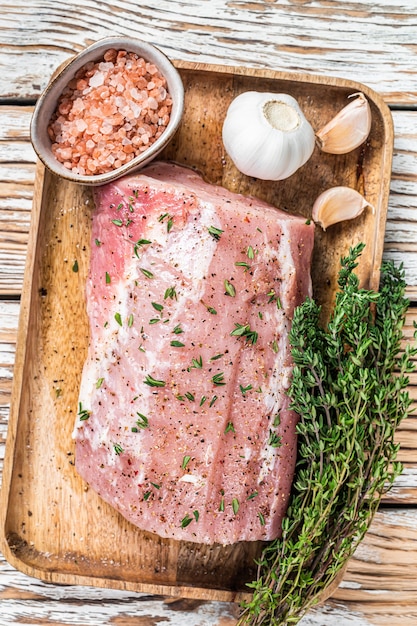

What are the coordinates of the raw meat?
(74, 161, 314, 545)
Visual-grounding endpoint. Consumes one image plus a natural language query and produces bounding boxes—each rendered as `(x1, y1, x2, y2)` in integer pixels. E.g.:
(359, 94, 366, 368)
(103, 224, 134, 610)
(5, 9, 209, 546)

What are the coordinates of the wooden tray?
(0, 61, 393, 602)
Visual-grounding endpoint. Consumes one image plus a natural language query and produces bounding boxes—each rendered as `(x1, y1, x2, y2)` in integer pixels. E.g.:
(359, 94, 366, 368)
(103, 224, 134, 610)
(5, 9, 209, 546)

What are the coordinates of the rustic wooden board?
(0, 61, 394, 601)
(2, 0, 417, 106)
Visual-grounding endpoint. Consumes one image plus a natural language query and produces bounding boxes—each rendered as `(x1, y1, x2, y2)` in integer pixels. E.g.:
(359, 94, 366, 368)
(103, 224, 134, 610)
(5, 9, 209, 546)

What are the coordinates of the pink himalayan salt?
(48, 49, 173, 176)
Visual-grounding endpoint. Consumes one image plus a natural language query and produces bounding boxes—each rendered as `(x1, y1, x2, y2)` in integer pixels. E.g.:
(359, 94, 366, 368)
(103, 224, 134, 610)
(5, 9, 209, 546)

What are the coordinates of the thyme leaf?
(180, 513, 193, 528)
(140, 268, 154, 279)
(77, 402, 90, 421)
(224, 279, 236, 297)
(211, 372, 226, 386)
(230, 323, 258, 345)
(135, 412, 149, 430)
(182, 455, 191, 470)
(164, 286, 178, 300)
(209, 395, 218, 407)
(189, 356, 203, 370)
(158, 212, 174, 232)
(144, 374, 165, 388)
(133, 239, 151, 257)
(208, 225, 223, 240)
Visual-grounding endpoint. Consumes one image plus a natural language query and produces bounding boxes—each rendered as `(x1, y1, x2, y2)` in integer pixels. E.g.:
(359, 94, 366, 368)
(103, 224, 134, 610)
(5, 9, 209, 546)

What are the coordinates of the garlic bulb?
(316, 92, 372, 154)
(222, 92, 315, 181)
(312, 186, 374, 230)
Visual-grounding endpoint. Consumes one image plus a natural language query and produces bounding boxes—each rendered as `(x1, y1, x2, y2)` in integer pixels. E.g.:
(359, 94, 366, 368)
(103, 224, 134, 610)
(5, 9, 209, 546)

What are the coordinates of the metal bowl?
(30, 37, 184, 186)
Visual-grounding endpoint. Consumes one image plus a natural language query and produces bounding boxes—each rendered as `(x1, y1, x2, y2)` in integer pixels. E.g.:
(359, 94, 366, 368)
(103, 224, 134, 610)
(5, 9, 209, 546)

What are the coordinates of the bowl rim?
(30, 36, 184, 186)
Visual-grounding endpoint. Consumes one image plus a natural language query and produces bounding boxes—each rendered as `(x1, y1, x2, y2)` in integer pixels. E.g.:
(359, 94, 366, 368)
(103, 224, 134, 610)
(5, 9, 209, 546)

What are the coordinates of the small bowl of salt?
(30, 37, 184, 185)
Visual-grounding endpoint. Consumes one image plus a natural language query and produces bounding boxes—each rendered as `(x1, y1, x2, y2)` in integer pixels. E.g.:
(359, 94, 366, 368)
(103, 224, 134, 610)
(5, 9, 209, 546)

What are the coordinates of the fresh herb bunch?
(238, 243, 416, 625)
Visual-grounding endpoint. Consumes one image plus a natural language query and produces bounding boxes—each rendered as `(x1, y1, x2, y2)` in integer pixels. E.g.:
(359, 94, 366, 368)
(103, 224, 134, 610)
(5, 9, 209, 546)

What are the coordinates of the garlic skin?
(316, 92, 372, 154)
(222, 92, 316, 181)
(312, 186, 375, 231)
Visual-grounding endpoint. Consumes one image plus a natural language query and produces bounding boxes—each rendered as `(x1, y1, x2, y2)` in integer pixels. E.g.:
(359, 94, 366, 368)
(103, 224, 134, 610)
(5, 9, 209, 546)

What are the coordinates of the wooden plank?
(0, 300, 18, 410)
(1, 508, 417, 625)
(1, 0, 417, 105)
(0, 3, 416, 623)
(384, 111, 417, 299)
(0, 106, 35, 294)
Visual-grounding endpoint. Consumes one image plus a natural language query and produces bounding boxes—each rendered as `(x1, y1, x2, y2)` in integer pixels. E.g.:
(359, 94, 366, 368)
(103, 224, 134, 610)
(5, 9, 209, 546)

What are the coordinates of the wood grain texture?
(1, 0, 417, 106)
(1, 509, 417, 626)
(1, 1, 417, 623)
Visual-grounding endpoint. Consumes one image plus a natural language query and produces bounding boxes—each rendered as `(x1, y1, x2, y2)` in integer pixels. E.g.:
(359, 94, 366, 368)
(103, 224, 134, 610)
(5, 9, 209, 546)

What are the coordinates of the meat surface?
(74, 161, 314, 545)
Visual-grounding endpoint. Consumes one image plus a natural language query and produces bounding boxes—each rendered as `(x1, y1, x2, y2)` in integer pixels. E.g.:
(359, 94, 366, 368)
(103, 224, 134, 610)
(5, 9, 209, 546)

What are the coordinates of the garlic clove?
(315, 92, 372, 154)
(312, 186, 375, 230)
(222, 91, 315, 181)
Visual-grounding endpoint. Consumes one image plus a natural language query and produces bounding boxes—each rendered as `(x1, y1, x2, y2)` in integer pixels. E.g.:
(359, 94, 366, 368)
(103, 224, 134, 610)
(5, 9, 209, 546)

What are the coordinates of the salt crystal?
(98, 62, 114, 73)
(57, 147, 73, 160)
(147, 97, 158, 110)
(114, 96, 125, 109)
(72, 98, 85, 114)
(130, 87, 140, 101)
(131, 103, 142, 118)
(89, 72, 105, 88)
(76, 119, 87, 132)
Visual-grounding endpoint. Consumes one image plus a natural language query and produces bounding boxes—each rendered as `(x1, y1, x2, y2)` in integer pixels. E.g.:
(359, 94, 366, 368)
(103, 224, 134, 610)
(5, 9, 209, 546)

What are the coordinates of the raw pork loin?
(74, 162, 314, 545)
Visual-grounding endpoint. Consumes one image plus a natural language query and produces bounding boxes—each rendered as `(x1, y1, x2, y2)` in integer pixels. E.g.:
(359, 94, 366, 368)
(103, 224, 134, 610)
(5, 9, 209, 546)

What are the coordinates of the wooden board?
(0, 61, 394, 602)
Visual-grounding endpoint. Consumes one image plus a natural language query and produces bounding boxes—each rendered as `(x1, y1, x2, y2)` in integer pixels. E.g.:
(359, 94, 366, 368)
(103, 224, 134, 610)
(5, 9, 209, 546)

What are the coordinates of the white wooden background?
(1, 1, 417, 624)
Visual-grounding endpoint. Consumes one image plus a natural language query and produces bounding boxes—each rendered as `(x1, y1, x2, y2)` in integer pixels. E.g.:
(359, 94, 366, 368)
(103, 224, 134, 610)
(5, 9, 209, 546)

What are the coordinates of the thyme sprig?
(238, 243, 416, 625)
